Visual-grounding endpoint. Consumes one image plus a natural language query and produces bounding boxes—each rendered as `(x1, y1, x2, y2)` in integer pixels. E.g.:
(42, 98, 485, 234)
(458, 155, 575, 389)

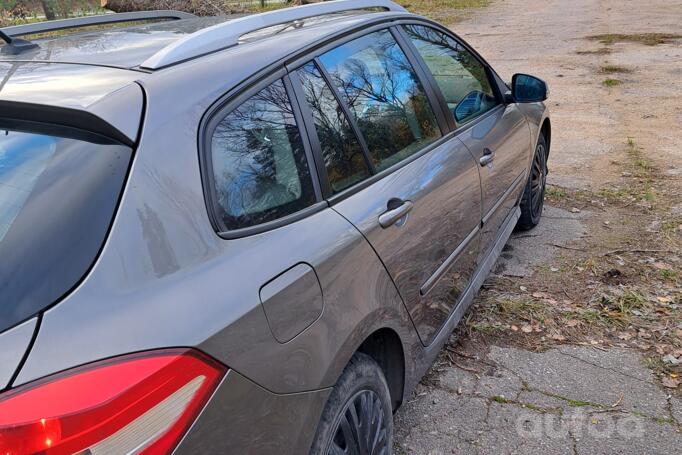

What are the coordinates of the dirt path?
(394, 0, 682, 453)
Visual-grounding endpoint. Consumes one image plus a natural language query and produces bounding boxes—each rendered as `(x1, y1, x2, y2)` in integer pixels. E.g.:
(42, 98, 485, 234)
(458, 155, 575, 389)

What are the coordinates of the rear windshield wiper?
(0, 29, 39, 55)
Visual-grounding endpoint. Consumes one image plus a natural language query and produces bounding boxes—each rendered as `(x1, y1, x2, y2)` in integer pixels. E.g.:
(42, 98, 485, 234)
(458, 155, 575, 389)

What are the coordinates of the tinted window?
(296, 62, 371, 193)
(403, 24, 498, 125)
(0, 123, 131, 333)
(210, 79, 316, 231)
(319, 29, 441, 172)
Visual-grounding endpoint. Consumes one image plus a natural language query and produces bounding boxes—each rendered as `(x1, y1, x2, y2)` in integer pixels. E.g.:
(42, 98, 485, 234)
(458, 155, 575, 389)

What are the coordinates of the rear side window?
(209, 79, 316, 231)
(403, 24, 498, 125)
(296, 62, 371, 193)
(0, 122, 131, 334)
(319, 29, 441, 172)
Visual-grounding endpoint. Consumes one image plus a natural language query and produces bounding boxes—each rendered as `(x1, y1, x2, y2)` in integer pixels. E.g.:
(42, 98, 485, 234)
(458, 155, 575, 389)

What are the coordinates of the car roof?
(0, 10, 401, 71)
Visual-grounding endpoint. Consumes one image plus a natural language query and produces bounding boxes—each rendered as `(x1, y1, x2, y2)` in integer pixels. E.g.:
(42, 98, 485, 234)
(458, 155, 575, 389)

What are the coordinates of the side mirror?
(511, 73, 548, 103)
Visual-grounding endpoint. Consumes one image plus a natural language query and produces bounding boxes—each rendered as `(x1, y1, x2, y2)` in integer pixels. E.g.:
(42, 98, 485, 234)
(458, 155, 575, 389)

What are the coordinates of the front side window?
(319, 29, 441, 172)
(210, 79, 316, 231)
(296, 62, 371, 193)
(403, 24, 498, 125)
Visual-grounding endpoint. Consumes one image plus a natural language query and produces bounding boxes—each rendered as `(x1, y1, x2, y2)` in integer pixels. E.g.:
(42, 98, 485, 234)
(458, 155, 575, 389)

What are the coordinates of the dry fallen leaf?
(661, 376, 680, 389)
(521, 325, 533, 333)
(511, 325, 519, 332)
(566, 319, 581, 327)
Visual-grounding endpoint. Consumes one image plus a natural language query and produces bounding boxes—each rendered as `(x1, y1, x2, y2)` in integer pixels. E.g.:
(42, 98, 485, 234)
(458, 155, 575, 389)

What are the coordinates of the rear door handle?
(379, 199, 414, 228)
(480, 148, 495, 166)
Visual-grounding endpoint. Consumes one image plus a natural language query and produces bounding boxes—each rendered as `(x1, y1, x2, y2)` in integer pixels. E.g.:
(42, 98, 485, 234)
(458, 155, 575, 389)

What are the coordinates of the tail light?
(0, 348, 226, 455)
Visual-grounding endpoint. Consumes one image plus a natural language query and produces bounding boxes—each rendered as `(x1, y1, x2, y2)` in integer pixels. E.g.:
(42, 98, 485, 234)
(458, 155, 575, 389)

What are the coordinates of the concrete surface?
(395, 346, 682, 454)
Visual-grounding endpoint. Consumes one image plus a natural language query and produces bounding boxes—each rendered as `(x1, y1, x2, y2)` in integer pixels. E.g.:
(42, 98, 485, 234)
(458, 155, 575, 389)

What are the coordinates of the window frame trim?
(289, 59, 377, 199)
(198, 68, 327, 240)
(285, 23, 451, 202)
(393, 20, 505, 133)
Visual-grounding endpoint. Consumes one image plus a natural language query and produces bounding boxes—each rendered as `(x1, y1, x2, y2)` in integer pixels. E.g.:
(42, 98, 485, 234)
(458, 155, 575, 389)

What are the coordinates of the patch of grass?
(661, 218, 682, 235)
(589, 33, 682, 46)
(578, 309, 609, 326)
(544, 392, 603, 408)
(597, 187, 635, 202)
(598, 289, 647, 322)
(627, 138, 652, 174)
(545, 185, 567, 200)
(576, 48, 612, 55)
(495, 298, 548, 323)
(602, 78, 622, 87)
(521, 402, 547, 412)
(659, 269, 679, 282)
(599, 64, 633, 74)
(469, 322, 501, 335)
(492, 395, 511, 403)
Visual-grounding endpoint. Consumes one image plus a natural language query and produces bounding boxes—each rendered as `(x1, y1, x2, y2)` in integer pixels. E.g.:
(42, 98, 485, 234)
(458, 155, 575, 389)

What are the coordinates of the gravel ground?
(394, 0, 682, 453)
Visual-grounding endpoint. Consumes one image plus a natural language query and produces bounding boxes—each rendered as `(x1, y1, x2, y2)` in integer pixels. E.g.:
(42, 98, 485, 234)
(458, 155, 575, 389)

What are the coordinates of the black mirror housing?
(511, 73, 548, 103)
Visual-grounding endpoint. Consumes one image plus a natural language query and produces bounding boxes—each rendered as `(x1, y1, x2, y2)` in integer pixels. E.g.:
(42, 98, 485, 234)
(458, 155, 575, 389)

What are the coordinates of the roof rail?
(140, 0, 407, 70)
(1, 10, 196, 38)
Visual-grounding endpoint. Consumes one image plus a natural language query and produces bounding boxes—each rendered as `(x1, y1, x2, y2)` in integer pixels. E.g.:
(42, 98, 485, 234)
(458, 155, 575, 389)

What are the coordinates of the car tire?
(517, 133, 548, 230)
(309, 352, 393, 455)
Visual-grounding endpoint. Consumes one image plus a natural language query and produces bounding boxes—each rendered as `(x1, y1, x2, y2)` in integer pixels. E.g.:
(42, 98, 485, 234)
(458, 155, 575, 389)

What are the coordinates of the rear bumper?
(175, 369, 331, 454)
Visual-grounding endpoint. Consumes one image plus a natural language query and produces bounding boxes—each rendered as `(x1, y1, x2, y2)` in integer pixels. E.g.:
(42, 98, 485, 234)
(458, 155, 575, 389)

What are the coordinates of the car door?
(292, 29, 483, 346)
(400, 24, 531, 260)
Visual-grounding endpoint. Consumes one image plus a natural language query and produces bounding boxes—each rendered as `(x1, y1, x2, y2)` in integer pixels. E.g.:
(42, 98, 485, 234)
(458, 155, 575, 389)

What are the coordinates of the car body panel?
(0, 62, 139, 110)
(457, 104, 531, 261)
(175, 370, 331, 455)
(332, 136, 482, 346)
(0, 317, 36, 389)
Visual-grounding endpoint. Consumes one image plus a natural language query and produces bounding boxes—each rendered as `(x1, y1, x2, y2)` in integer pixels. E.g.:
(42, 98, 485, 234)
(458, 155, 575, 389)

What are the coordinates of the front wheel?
(309, 353, 393, 455)
(517, 133, 548, 230)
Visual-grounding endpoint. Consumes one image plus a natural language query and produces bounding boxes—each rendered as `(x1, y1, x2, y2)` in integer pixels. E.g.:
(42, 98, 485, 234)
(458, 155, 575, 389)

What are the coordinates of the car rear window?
(208, 79, 316, 231)
(0, 121, 132, 333)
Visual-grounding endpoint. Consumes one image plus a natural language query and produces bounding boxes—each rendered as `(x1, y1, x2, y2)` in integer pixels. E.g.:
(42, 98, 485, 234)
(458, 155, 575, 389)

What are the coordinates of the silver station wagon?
(0, 1, 550, 453)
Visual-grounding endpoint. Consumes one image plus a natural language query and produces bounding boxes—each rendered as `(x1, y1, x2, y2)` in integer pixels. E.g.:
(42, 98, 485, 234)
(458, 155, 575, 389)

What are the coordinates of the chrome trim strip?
(481, 170, 526, 225)
(420, 224, 480, 296)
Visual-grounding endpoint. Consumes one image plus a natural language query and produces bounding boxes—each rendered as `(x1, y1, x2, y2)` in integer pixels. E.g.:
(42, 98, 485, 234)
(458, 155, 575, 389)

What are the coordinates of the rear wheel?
(309, 353, 393, 455)
(517, 133, 548, 230)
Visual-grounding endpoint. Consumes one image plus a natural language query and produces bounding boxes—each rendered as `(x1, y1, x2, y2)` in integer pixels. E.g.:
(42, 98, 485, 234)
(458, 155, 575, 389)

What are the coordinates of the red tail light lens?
(0, 348, 226, 455)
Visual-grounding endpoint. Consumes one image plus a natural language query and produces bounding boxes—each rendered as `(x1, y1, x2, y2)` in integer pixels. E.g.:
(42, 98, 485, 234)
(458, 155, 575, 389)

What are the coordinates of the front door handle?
(480, 148, 495, 166)
(379, 199, 414, 228)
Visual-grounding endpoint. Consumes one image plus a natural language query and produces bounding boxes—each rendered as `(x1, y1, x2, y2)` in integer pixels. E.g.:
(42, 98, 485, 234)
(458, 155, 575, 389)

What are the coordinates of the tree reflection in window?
(403, 24, 498, 125)
(297, 62, 371, 193)
(319, 30, 441, 172)
(210, 79, 315, 230)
